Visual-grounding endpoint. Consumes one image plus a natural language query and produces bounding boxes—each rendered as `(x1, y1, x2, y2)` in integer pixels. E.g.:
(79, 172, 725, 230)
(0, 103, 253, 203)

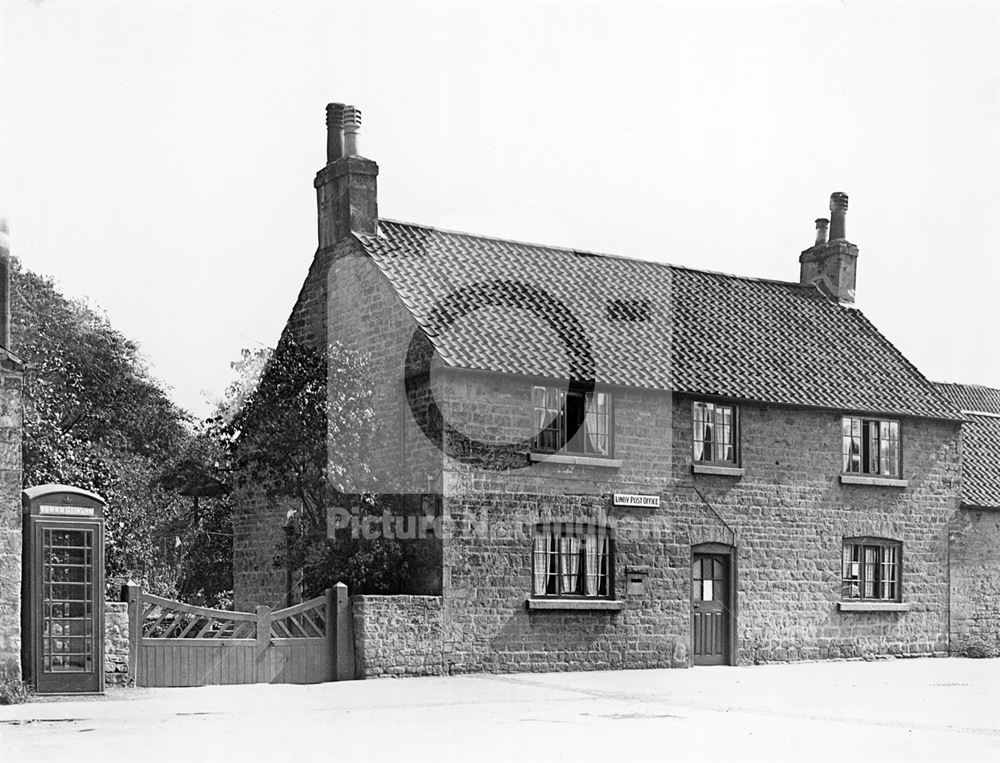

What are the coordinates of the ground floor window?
(532, 524, 612, 598)
(841, 538, 901, 601)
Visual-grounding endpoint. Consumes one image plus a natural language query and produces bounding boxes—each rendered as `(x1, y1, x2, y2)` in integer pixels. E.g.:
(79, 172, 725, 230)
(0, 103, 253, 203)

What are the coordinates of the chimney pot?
(343, 105, 362, 157)
(814, 218, 830, 246)
(315, 101, 378, 247)
(799, 193, 857, 303)
(829, 192, 848, 240)
(326, 103, 345, 164)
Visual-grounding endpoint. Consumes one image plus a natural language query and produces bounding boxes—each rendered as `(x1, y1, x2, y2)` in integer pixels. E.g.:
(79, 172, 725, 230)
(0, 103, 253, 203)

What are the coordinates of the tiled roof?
(937, 382, 1000, 415)
(356, 220, 960, 421)
(938, 383, 1000, 508)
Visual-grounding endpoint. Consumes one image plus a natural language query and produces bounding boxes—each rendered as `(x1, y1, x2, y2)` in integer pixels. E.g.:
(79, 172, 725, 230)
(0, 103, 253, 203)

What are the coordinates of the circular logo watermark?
(404, 279, 595, 469)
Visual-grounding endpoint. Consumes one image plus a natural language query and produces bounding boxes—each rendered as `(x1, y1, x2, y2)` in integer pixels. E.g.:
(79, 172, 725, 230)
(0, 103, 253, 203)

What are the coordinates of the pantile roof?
(355, 220, 960, 421)
(937, 382, 1000, 415)
(938, 383, 1000, 508)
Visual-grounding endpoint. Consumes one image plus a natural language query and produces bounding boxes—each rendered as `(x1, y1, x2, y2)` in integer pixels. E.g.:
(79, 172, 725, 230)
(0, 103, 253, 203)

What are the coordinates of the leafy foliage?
(220, 337, 373, 535)
(10, 259, 190, 597)
(216, 336, 409, 598)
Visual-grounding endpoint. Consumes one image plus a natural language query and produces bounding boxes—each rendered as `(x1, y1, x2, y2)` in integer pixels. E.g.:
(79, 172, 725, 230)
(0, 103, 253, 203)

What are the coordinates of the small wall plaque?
(613, 493, 660, 508)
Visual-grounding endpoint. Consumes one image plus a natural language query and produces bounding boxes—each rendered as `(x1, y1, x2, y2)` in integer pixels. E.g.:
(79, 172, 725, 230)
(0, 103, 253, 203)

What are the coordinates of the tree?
(216, 336, 408, 599)
(10, 258, 191, 597)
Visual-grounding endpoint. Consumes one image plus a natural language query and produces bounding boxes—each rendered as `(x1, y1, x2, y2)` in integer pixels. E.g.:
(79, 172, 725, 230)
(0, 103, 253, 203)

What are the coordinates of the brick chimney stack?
(799, 193, 858, 303)
(315, 102, 378, 249)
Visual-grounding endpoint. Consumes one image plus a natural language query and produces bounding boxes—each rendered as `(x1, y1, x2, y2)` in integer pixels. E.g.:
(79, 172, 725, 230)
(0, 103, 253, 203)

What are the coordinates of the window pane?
(863, 546, 878, 598)
(584, 392, 610, 456)
(842, 543, 861, 599)
(533, 532, 551, 595)
(532, 386, 545, 407)
(866, 421, 879, 474)
(843, 417, 862, 473)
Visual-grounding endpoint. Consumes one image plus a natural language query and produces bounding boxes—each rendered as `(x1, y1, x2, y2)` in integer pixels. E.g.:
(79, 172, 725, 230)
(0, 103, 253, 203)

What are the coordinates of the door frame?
(690, 542, 737, 667)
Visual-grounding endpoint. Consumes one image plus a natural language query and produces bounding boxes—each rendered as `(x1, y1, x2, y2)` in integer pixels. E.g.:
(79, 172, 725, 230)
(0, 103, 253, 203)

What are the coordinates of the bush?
(0, 673, 32, 705)
(958, 641, 1000, 659)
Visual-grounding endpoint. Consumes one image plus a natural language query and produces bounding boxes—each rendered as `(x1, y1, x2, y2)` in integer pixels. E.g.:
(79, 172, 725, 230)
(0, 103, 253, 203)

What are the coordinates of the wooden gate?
(125, 585, 352, 687)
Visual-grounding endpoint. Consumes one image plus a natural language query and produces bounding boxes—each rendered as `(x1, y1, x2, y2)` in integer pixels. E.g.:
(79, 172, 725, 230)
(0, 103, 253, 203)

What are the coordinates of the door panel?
(35, 523, 102, 693)
(692, 553, 730, 666)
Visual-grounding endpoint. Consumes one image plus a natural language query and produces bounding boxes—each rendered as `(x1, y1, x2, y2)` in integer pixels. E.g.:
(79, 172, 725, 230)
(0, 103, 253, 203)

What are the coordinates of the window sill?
(838, 601, 911, 613)
(692, 464, 745, 477)
(528, 452, 622, 468)
(840, 474, 908, 488)
(525, 598, 625, 611)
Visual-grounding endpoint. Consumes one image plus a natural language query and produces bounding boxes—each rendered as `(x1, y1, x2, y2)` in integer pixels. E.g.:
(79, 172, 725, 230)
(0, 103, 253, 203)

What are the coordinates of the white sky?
(1, 0, 998, 417)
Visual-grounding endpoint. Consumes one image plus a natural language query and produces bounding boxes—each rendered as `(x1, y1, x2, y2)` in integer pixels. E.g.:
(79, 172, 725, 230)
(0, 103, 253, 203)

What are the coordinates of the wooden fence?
(124, 583, 354, 687)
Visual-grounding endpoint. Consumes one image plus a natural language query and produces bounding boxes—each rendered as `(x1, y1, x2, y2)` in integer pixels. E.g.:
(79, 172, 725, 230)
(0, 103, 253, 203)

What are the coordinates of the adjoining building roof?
(938, 383, 1000, 509)
(356, 220, 960, 421)
(937, 382, 1000, 416)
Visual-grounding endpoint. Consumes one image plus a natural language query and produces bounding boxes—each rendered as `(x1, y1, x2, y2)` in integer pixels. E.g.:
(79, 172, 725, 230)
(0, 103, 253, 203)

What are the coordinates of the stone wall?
(104, 602, 130, 686)
(949, 509, 1000, 654)
(351, 595, 444, 678)
(232, 482, 293, 611)
(0, 357, 23, 680)
(432, 378, 961, 672)
(680, 404, 960, 664)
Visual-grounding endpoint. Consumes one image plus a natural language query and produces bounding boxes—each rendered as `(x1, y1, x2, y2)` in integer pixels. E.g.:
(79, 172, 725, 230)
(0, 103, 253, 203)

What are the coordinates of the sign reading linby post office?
(613, 493, 660, 508)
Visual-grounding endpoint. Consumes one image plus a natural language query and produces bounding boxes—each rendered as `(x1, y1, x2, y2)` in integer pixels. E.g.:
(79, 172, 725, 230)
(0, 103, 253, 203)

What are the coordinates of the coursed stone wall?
(351, 595, 444, 678)
(434, 376, 961, 672)
(232, 483, 293, 611)
(949, 509, 1000, 654)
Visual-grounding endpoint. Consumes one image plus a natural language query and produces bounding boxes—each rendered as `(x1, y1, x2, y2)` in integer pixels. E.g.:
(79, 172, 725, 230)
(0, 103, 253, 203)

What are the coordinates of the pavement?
(1, 657, 999, 762)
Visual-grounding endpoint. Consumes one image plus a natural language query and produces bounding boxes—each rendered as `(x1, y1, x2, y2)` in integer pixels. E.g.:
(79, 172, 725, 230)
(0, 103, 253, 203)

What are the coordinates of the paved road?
(2, 658, 999, 762)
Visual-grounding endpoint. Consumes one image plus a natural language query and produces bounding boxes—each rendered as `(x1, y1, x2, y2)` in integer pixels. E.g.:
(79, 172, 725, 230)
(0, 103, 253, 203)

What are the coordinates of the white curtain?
(584, 534, 599, 595)
(559, 536, 581, 594)
(533, 532, 551, 595)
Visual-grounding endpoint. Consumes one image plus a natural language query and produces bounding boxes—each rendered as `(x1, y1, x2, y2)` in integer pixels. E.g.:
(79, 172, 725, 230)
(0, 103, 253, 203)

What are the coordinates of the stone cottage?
(234, 104, 980, 675)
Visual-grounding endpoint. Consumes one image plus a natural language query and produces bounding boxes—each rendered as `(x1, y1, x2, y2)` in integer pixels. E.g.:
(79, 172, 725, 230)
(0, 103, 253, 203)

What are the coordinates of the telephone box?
(22, 484, 106, 694)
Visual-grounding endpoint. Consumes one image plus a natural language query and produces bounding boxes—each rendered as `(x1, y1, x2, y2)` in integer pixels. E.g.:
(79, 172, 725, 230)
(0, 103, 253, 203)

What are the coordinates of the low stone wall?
(104, 602, 130, 686)
(351, 595, 444, 678)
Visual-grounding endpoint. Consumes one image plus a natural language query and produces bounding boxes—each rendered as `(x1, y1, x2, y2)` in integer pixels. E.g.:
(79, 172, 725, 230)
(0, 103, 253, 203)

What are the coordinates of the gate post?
(123, 582, 141, 687)
(331, 582, 355, 681)
(255, 605, 271, 683)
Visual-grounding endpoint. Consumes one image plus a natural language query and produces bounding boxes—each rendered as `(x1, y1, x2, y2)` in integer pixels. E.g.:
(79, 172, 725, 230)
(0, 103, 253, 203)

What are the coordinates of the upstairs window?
(532, 524, 612, 598)
(693, 402, 738, 465)
(532, 386, 612, 457)
(842, 417, 900, 477)
(842, 539, 901, 601)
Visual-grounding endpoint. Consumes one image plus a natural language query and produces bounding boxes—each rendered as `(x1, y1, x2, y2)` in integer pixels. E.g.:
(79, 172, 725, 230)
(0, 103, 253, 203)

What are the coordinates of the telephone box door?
(33, 520, 104, 693)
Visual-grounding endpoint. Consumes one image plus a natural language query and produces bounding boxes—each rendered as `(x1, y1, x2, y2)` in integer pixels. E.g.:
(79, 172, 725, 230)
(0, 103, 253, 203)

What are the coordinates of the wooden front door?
(692, 553, 730, 665)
